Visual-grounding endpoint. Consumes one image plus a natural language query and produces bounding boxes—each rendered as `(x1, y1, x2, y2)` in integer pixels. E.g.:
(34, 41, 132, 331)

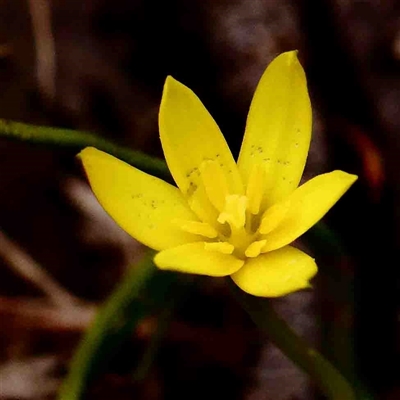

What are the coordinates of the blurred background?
(0, 0, 398, 399)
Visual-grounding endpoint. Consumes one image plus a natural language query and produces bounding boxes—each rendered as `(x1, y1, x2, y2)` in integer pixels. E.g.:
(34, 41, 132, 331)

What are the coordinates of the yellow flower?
(79, 51, 357, 297)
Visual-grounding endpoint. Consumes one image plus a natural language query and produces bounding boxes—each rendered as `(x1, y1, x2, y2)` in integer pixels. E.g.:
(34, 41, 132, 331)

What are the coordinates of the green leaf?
(0, 119, 171, 180)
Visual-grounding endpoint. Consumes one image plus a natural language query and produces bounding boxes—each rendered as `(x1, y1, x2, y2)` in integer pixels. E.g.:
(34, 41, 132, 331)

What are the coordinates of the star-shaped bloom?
(79, 51, 357, 297)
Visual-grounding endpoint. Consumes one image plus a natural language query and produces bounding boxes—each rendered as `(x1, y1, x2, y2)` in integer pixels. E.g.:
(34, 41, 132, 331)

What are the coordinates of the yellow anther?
(245, 240, 267, 258)
(204, 241, 234, 255)
(217, 195, 248, 230)
(259, 201, 290, 235)
(246, 164, 266, 215)
(175, 219, 218, 238)
(187, 184, 219, 228)
(200, 160, 229, 212)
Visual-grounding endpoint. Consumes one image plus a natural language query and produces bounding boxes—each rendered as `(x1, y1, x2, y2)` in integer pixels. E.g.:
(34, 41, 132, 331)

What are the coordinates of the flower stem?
(0, 119, 170, 180)
(228, 279, 357, 400)
(57, 250, 179, 400)
(132, 297, 178, 381)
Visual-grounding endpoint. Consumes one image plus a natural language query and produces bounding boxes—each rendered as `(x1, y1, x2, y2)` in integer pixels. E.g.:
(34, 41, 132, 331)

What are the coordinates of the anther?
(175, 219, 218, 238)
(217, 195, 247, 230)
(245, 240, 267, 258)
(204, 242, 234, 255)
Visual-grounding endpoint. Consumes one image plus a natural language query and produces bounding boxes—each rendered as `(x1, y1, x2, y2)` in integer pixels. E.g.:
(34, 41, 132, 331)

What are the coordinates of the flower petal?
(231, 246, 317, 297)
(159, 76, 244, 205)
(261, 171, 357, 253)
(79, 147, 200, 251)
(237, 51, 312, 209)
(154, 242, 244, 276)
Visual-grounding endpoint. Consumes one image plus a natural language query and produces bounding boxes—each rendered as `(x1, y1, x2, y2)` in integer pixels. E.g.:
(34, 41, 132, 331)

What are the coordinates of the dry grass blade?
(0, 231, 79, 309)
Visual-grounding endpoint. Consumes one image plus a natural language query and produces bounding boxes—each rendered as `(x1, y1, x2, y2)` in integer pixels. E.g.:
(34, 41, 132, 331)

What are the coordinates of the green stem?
(306, 224, 356, 381)
(130, 274, 192, 382)
(58, 251, 158, 400)
(0, 119, 170, 180)
(229, 279, 357, 400)
(132, 299, 176, 381)
(305, 224, 374, 400)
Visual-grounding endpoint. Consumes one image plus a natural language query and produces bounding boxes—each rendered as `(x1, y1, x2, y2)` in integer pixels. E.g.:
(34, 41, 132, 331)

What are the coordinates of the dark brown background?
(0, 0, 398, 399)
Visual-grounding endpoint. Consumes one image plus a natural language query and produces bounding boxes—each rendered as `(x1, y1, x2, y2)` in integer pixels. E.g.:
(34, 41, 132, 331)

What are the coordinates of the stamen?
(200, 160, 229, 212)
(245, 240, 267, 258)
(246, 164, 266, 215)
(217, 195, 247, 230)
(175, 219, 218, 238)
(187, 183, 219, 227)
(259, 201, 290, 235)
(204, 241, 234, 255)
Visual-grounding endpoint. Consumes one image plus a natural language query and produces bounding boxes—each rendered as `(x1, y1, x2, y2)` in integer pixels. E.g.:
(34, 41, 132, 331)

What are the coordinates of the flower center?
(217, 194, 259, 257)
(176, 160, 289, 259)
(177, 159, 283, 259)
(177, 191, 272, 259)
